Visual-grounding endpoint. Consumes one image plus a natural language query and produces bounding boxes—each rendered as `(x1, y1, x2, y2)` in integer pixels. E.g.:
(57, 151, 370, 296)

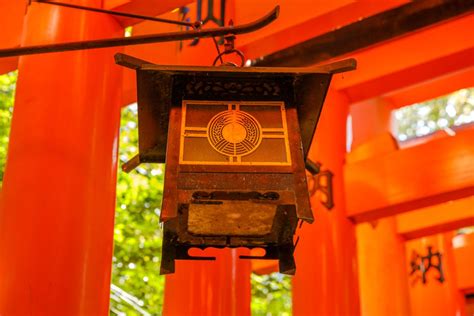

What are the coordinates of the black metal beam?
(253, 0, 474, 67)
(0, 6, 279, 58)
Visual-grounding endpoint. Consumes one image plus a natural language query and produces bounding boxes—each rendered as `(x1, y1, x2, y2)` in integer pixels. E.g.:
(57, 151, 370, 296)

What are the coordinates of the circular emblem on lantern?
(207, 110, 262, 157)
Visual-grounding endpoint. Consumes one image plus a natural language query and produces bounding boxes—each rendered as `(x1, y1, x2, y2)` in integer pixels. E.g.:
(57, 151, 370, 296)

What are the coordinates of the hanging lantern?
(116, 53, 356, 275)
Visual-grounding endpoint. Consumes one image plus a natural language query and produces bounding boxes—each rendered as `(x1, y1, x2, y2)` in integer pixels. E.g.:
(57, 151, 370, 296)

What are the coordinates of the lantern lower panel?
(160, 199, 298, 275)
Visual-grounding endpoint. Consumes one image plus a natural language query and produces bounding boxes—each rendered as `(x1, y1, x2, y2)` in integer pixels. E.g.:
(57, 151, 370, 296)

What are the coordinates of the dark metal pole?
(33, 0, 200, 28)
(0, 6, 279, 58)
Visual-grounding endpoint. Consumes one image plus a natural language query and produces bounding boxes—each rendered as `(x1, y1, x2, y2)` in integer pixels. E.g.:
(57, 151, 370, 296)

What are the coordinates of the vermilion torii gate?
(0, 1, 473, 315)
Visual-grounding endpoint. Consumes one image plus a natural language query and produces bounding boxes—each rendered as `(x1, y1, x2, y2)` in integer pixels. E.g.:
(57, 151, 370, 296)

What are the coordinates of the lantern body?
(116, 54, 355, 274)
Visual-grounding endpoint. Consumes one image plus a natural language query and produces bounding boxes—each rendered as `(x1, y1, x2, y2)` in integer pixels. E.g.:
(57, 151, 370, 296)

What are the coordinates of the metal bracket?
(122, 154, 141, 173)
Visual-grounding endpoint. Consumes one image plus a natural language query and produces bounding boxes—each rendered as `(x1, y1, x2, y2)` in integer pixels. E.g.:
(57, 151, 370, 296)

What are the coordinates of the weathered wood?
(253, 0, 474, 66)
(345, 128, 474, 223)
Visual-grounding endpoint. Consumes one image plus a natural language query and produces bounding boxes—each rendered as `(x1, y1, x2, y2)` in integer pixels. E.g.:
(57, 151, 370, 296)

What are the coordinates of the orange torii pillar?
(163, 248, 251, 316)
(0, 1, 123, 315)
(406, 233, 467, 316)
(349, 98, 410, 316)
(292, 88, 360, 316)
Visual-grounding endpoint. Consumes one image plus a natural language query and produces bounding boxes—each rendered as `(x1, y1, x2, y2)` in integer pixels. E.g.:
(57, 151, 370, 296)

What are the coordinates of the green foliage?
(251, 273, 292, 316)
(111, 104, 165, 315)
(394, 87, 474, 141)
(0, 71, 16, 186)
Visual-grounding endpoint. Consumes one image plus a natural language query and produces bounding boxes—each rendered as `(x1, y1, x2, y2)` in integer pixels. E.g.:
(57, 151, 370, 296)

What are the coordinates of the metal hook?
(212, 32, 245, 67)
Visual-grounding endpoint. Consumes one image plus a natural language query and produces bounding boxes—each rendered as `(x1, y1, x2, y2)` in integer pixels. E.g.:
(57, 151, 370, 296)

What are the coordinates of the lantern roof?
(115, 53, 356, 167)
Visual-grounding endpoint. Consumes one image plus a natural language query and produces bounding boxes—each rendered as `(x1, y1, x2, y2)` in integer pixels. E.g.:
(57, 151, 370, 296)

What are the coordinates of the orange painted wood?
(406, 233, 467, 316)
(357, 220, 410, 316)
(0, 1, 123, 314)
(453, 233, 474, 293)
(397, 128, 457, 150)
(109, 0, 192, 27)
(345, 127, 474, 223)
(293, 88, 360, 316)
(0, 1, 26, 74)
(0, 1, 25, 48)
(0, 57, 18, 75)
(351, 97, 410, 316)
(163, 249, 251, 316)
(333, 15, 474, 91)
(346, 133, 398, 164)
(330, 14, 474, 103)
(237, 0, 383, 54)
(341, 48, 474, 103)
(104, 0, 129, 9)
(240, 1, 407, 60)
(251, 259, 278, 275)
(119, 3, 473, 108)
(348, 97, 396, 154)
(235, 0, 355, 49)
(118, 1, 406, 106)
(397, 197, 474, 240)
(383, 66, 474, 109)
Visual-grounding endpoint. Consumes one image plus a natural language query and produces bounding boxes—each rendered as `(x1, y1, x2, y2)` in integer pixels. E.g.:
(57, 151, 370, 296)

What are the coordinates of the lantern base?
(159, 203, 298, 275)
(160, 237, 296, 275)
